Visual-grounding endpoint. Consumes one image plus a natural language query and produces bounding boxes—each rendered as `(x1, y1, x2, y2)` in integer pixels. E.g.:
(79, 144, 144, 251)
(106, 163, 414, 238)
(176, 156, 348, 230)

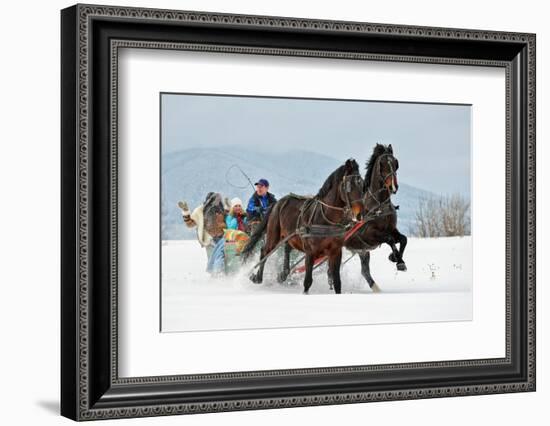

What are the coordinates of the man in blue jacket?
(246, 178, 277, 231)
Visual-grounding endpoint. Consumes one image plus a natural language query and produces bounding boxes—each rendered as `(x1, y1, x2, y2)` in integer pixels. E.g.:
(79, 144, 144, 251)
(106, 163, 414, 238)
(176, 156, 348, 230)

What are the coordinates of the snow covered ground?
(161, 236, 472, 332)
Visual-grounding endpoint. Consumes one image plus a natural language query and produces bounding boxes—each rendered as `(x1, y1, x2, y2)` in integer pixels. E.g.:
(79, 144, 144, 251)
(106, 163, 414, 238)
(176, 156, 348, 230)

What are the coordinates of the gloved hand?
(177, 201, 190, 216)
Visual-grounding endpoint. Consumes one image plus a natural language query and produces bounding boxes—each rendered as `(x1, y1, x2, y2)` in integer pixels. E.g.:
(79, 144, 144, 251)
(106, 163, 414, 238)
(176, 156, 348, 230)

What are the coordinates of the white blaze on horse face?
(384, 160, 398, 193)
(384, 175, 398, 194)
(385, 176, 395, 194)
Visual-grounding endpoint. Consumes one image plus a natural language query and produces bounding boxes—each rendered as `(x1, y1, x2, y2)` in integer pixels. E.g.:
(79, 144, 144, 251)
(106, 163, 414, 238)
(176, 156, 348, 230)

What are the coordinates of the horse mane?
(364, 144, 391, 189)
(316, 159, 359, 198)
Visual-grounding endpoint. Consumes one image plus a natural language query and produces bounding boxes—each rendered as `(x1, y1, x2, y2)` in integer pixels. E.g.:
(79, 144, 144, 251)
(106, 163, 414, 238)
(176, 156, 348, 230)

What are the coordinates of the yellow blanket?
(223, 229, 250, 254)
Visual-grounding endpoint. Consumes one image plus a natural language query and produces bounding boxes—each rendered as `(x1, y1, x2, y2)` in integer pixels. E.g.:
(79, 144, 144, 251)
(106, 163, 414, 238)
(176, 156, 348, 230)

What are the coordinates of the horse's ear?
(344, 159, 354, 173)
(388, 144, 393, 153)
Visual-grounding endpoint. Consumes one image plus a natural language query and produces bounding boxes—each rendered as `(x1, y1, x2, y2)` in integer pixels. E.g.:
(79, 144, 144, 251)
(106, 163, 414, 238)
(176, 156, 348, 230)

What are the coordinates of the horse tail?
(241, 204, 276, 262)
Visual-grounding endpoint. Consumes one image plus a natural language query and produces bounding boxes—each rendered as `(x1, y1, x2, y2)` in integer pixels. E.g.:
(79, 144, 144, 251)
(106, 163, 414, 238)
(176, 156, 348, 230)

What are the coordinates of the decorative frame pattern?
(61, 4, 536, 421)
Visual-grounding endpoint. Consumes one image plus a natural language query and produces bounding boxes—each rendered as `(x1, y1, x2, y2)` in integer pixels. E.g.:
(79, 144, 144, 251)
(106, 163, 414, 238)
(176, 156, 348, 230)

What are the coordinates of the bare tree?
(440, 194, 470, 236)
(411, 193, 470, 238)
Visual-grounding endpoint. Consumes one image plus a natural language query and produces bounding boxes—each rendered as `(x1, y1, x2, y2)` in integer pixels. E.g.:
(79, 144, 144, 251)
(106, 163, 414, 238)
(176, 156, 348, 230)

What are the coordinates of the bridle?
(339, 173, 365, 214)
(310, 173, 364, 226)
(378, 153, 398, 191)
(363, 153, 398, 217)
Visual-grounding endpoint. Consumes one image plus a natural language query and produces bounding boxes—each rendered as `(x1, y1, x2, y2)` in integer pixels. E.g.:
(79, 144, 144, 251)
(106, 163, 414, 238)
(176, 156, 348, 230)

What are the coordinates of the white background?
(0, 0, 547, 425)
(119, 49, 504, 376)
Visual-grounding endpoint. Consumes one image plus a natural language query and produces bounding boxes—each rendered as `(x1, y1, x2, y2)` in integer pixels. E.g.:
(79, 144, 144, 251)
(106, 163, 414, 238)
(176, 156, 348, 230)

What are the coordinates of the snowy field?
(161, 236, 472, 332)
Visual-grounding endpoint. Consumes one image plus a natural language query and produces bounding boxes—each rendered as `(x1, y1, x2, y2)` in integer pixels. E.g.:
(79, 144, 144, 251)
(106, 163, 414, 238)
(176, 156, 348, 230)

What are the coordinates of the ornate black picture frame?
(61, 4, 536, 421)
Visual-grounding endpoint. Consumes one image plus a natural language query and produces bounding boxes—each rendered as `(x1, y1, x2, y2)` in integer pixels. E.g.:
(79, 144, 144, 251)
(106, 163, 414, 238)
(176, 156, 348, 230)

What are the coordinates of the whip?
(225, 164, 255, 192)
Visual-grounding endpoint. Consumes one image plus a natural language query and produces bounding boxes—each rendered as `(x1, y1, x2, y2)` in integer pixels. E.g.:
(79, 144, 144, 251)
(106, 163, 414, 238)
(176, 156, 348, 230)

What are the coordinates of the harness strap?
(316, 198, 346, 212)
(293, 220, 367, 274)
(344, 220, 367, 242)
(299, 224, 347, 238)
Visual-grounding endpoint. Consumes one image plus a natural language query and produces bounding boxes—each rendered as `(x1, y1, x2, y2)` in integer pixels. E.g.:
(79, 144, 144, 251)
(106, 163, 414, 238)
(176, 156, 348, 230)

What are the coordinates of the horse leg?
(386, 239, 399, 263)
(387, 230, 407, 271)
(303, 254, 315, 294)
(250, 210, 282, 284)
(328, 251, 343, 294)
(387, 240, 406, 271)
(388, 230, 407, 260)
(395, 230, 407, 270)
(277, 243, 292, 283)
(327, 250, 334, 290)
(251, 231, 282, 283)
(327, 268, 334, 291)
(359, 251, 381, 292)
(250, 245, 266, 284)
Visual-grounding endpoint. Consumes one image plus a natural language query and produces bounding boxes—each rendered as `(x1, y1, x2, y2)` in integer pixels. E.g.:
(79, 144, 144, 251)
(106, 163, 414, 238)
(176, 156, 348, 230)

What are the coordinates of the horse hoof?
(397, 262, 407, 271)
(371, 283, 381, 293)
(277, 271, 288, 283)
(388, 253, 397, 263)
(249, 273, 262, 284)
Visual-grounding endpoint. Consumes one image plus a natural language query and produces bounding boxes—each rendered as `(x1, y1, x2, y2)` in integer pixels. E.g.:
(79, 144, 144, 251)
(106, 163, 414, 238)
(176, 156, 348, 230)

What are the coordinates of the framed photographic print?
(61, 4, 536, 421)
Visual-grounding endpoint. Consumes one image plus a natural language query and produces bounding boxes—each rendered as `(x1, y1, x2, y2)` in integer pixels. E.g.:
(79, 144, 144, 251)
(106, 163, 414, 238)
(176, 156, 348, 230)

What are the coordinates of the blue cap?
(255, 178, 269, 187)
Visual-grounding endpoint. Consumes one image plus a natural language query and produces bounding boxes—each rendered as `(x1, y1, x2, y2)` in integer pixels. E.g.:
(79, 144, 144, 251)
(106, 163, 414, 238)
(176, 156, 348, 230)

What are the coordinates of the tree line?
(410, 193, 470, 238)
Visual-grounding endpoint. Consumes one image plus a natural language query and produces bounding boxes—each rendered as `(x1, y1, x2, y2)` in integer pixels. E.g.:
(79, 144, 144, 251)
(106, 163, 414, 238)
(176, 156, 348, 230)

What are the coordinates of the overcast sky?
(161, 93, 471, 197)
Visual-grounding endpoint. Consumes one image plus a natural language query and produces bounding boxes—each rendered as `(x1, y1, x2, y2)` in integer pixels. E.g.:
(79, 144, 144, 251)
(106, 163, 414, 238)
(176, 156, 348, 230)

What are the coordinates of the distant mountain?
(161, 146, 442, 240)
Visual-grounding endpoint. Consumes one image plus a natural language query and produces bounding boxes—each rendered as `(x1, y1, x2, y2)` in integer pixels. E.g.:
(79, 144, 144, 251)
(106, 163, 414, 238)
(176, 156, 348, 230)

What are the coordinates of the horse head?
(342, 159, 365, 221)
(317, 159, 364, 222)
(365, 143, 399, 195)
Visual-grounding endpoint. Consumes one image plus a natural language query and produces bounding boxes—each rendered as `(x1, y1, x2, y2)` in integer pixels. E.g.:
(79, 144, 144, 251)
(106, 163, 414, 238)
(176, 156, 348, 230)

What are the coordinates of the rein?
(298, 173, 364, 233)
(366, 186, 392, 212)
(362, 152, 398, 219)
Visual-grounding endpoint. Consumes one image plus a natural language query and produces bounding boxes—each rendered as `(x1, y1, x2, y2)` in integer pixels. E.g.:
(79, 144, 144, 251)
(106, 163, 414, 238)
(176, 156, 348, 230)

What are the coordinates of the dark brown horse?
(241, 159, 364, 294)
(343, 144, 407, 292)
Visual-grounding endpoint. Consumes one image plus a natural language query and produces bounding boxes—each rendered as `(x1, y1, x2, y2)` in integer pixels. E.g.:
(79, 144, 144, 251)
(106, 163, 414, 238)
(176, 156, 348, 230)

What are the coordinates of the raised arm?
(178, 201, 197, 228)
